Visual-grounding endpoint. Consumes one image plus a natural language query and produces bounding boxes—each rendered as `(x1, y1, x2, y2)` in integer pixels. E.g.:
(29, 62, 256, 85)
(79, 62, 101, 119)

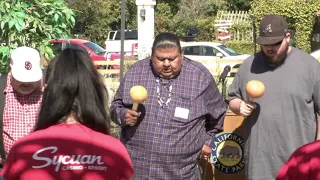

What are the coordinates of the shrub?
(227, 40, 259, 55)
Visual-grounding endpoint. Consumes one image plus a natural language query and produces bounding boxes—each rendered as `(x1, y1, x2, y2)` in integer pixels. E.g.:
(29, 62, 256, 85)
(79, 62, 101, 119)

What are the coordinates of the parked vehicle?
(181, 42, 250, 61)
(181, 41, 250, 77)
(104, 29, 138, 56)
(50, 39, 120, 69)
(51, 39, 107, 61)
(310, 49, 320, 61)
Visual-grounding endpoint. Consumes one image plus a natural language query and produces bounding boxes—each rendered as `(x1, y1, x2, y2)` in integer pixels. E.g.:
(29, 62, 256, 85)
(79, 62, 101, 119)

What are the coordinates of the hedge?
(226, 40, 258, 55)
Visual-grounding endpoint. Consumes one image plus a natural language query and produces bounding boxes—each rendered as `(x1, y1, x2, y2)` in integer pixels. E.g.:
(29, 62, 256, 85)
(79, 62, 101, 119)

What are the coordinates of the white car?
(181, 42, 250, 77)
(181, 42, 250, 61)
(310, 49, 320, 60)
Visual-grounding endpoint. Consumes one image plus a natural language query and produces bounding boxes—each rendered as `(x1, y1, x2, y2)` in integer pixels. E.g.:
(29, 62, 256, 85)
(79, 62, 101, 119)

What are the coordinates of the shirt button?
(157, 123, 160, 126)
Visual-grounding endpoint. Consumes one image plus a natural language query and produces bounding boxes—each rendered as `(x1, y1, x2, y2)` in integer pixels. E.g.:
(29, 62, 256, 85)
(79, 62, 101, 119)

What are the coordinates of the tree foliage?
(64, 0, 320, 55)
(157, 0, 181, 15)
(225, 0, 253, 11)
(0, 0, 75, 72)
(67, 0, 255, 44)
(252, 0, 320, 53)
(155, 3, 173, 34)
(68, 0, 121, 46)
(165, 0, 221, 38)
(125, 0, 138, 30)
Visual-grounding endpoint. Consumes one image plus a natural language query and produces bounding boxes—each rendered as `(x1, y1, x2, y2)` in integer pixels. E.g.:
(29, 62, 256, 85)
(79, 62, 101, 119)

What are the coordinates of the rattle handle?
(243, 98, 256, 119)
(132, 103, 139, 111)
(247, 98, 257, 109)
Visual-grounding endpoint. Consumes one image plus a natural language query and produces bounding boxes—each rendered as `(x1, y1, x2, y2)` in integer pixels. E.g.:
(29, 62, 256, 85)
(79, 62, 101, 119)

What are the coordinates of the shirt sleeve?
(203, 74, 227, 147)
(227, 66, 243, 102)
(1, 145, 18, 180)
(110, 76, 129, 127)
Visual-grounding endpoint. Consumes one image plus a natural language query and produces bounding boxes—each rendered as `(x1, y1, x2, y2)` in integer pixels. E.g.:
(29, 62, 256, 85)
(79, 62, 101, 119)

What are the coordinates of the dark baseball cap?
(256, 14, 288, 45)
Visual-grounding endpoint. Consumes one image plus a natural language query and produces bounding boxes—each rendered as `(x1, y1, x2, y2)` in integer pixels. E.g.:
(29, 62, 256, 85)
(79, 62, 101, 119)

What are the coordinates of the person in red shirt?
(276, 140, 320, 180)
(1, 48, 134, 180)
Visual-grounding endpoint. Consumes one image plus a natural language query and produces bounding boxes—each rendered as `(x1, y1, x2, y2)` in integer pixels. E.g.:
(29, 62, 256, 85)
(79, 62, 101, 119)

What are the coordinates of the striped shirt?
(110, 58, 226, 179)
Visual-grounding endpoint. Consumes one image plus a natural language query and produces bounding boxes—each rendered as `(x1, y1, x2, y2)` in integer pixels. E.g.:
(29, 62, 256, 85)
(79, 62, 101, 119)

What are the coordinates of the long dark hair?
(44, 57, 57, 84)
(34, 48, 110, 134)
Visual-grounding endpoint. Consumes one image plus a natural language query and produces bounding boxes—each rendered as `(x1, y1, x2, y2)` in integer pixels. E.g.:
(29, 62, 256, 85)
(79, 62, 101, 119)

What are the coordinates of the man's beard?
(261, 44, 289, 68)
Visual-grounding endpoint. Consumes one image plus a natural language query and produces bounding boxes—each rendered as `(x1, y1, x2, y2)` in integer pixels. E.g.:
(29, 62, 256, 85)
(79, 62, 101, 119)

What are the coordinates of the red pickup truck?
(50, 39, 120, 69)
(51, 39, 107, 60)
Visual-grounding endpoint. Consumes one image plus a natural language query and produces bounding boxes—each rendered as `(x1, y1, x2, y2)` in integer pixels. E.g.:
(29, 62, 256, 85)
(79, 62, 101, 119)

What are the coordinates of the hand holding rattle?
(130, 85, 148, 111)
(245, 80, 265, 108)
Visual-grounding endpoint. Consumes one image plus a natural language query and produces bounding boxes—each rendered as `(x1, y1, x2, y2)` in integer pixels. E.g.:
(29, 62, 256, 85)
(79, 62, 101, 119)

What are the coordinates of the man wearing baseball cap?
(227, 14, 320, 179)
(10, 46, 43, 84)
(0, 46, 45, 174)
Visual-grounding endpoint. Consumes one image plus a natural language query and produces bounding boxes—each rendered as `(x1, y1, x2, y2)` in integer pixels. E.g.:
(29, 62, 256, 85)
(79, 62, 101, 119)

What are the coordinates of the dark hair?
(44, 57, 57, 84)
(34, 48, 110, 134)
(151, 32, 182, 56)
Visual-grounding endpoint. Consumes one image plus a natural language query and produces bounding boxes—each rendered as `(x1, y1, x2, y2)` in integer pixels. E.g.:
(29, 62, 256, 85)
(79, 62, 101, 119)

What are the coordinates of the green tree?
(225, 0, 253, 11)
(68, 0, 120, 46)
(157, 0, 181, 15)
(125, 0, 138, 30)
(155, 2, 173, 34)
(0, 0, 75, 72)
(168, 0, 220, 39)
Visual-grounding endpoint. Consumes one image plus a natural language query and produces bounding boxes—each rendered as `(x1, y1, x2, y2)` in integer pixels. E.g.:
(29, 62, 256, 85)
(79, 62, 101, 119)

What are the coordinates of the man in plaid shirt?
(0, 47, 44, 174)
(111, 32, 226, 179)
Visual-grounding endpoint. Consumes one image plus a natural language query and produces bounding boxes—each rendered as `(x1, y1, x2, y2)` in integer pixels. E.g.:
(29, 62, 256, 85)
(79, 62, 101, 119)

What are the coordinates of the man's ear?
(285, 32, 291, 43)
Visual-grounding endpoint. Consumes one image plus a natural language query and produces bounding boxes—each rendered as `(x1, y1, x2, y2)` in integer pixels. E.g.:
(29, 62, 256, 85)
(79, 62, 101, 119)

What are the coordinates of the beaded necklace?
(156, 78, 172, 108)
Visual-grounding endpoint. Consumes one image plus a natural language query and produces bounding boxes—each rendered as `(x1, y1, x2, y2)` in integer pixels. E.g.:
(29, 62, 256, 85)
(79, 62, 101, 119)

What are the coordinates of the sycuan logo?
(32, 146, 107, 172)
(210, 132, 245, 174)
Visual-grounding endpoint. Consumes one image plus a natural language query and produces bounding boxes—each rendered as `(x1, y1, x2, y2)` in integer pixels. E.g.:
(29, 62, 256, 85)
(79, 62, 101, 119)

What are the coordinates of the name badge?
(174, 107, 189, 119)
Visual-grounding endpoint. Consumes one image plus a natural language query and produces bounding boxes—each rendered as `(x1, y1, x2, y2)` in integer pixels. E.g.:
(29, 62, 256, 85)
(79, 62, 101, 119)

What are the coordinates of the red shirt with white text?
(1, 124, 134, 180)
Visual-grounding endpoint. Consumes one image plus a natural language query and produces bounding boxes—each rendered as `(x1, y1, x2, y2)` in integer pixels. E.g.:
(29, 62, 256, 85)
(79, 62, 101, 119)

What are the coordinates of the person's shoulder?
(230, 53, 258, 75)
(242, 52, 259, 66)
(289, 140, 320, 159)
(91, 132, 129, 154)
(183, 57, 212, 77)
(92, 132, 124, 146)
(291, 47, 318, 63)
(127, 58, 150, 71)
(8, 130, 43, 151)
(289, 48, 320, 75)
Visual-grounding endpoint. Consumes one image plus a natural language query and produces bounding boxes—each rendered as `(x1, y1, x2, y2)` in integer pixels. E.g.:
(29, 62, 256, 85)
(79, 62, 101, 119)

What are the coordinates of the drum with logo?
(199, 112, 246, 180)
